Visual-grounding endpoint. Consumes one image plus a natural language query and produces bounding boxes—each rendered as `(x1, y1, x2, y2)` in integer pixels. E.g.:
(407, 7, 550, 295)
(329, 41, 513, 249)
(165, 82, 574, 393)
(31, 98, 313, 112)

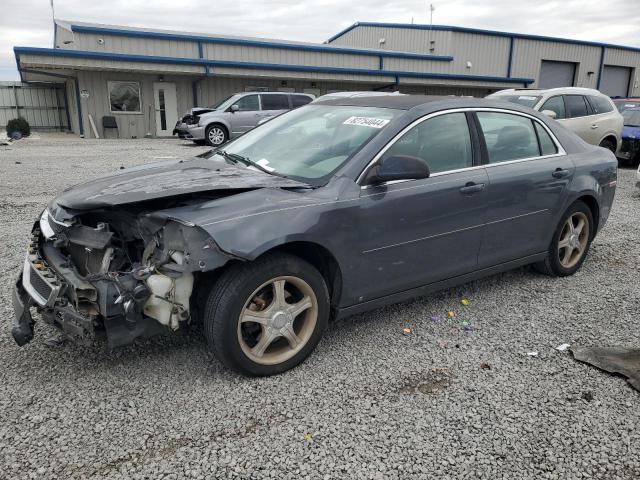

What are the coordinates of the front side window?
(210, 105, 401, 184)
(540, 96, 566, 119)
(234, 95, 260, 112)
(587, 95, 614, 114)
(108, 81, 141, 113)
(564, 95, 589, 118)
(261, 94, 290, 110)
(381, 113, 473, 175)
(477, 112, 540, 163)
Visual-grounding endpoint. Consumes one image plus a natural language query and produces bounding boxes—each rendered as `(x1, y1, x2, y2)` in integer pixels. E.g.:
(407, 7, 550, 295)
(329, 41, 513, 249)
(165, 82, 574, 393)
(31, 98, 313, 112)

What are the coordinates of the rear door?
(560, 95, 597, 144)
(355, 111, 489, 301)
(260, 94, 291, 121)
(475, 110, 575, 267)
(229, 94, 261, 135)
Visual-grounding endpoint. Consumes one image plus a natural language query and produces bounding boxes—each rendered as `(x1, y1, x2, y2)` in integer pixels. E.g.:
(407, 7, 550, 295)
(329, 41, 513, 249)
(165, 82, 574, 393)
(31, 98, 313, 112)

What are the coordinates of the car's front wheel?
(534, 201, 593, 276)
(204, 253, 329, 376)
(205, 124, 228, 147)
(599, 138, 616, 154)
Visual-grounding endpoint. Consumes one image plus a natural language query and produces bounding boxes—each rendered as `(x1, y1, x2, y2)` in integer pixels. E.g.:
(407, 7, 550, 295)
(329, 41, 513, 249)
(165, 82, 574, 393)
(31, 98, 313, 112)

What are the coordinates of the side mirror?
(365, 155, 430, 185)
(230, 104, 240, 113)
(541, 109, 557, 119)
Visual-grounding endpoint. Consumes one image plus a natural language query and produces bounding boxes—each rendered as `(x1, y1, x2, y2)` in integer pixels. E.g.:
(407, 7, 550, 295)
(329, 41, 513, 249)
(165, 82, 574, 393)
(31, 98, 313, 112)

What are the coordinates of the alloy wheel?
(237, 276, 318, 366)
(208, 127, 225, 145)
(557, 212, 589, 269)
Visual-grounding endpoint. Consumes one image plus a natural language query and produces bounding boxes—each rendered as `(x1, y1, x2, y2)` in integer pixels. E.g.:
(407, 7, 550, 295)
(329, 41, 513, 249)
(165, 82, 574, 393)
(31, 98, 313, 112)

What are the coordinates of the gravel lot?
(1, 133, 639, 479)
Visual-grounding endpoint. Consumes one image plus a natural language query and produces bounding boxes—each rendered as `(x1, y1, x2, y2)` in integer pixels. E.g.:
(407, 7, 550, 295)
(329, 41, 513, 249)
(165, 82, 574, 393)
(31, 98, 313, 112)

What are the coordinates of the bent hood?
(52, 157, 305, 210)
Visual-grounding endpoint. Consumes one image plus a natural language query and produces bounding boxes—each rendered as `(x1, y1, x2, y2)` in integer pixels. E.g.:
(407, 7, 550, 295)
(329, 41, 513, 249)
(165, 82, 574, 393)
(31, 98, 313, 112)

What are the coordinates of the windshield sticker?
(256, 158, 275, 172)
(518, 96, 538, 101)
(343, 116, 390, 129)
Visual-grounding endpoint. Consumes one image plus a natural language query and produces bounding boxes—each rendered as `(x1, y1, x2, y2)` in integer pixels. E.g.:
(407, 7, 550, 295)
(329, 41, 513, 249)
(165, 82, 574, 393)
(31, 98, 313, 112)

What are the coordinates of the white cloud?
(2, 0, 640, 80)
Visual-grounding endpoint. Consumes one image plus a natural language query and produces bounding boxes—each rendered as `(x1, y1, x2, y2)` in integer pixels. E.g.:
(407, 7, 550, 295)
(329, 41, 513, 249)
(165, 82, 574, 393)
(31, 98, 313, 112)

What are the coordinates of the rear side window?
(564, 95, 589, 118)
(291, 95, 312, 108)
(476, 112, 540, 163)
(534, 122, 558, 156)
(382, 112, 472, 174)
(234, 95, 260, 112)
(540, 96, 566, 119)
(261, 94, 290, 110)
(587, 95, 614, 114)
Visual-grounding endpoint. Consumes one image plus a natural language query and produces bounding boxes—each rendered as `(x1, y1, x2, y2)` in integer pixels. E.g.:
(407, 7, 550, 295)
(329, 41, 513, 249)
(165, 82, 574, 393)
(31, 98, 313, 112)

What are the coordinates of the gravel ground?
(1, 133, 639, 479)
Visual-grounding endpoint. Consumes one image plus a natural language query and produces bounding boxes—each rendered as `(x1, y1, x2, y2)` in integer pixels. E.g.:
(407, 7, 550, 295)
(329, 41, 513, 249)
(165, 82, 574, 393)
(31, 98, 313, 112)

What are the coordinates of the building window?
(108, 81, 141, 113)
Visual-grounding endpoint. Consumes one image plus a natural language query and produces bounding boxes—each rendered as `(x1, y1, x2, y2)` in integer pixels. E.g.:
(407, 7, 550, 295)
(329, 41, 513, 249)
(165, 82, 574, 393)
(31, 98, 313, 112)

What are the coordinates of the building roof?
(327, 21, 640, 53)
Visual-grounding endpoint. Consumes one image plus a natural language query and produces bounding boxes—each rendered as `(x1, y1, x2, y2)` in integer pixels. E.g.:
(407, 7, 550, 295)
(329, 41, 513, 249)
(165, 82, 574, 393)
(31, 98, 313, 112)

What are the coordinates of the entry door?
(354, 112, 488, 302)
(153, 82, 178, 137)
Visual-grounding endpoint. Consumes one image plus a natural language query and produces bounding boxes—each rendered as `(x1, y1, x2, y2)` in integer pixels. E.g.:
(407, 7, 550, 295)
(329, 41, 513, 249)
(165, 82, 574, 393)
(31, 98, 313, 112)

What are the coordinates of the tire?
(205, 124, 228, 147)
(599, 138, 616, 154)
(533, 201, 594, 277)
(203, 253, 330, 376)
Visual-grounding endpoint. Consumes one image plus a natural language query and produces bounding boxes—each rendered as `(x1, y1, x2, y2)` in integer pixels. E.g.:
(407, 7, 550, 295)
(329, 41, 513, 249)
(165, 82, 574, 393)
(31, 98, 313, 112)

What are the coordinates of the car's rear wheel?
(203, 253, 329, 376)
(534, 201, 593, 276)
(205, 124, 228, 147)
(599, 138, 616, 153)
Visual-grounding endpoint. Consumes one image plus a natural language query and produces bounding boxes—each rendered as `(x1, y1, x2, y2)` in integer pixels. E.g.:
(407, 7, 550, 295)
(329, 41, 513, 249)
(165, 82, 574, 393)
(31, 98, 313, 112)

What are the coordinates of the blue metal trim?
(596, 46, 606, 90)
(13, 47, 534, 85)
(328, 21, 640, 54)
(70, 24, 453, 62)
(507, 37, 514, 78)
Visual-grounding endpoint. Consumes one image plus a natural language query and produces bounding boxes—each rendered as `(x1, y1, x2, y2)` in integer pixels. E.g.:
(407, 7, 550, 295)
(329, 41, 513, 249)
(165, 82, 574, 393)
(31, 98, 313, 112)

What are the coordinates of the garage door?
(539, 61, 576, 89)
(600, 65, 631, 97)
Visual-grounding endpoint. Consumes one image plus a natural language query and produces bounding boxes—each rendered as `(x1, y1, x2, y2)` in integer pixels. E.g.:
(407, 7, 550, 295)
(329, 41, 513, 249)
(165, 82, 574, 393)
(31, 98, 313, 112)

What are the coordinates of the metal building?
(12, 19, 640, 138)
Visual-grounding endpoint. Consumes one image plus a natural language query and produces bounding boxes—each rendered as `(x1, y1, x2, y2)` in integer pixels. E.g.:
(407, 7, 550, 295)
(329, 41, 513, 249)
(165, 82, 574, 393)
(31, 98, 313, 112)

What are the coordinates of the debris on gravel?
(1, 134, 639, 479)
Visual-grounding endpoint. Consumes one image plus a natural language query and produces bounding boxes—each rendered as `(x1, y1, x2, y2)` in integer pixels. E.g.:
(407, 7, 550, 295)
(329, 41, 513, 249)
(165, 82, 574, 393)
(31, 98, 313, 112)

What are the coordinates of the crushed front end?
(12, 204, 231, 348)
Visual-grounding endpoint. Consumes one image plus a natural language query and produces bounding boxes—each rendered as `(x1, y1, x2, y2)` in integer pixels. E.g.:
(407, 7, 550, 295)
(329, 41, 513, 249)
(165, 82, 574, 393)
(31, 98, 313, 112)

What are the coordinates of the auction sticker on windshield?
(343, 116, 390, 128)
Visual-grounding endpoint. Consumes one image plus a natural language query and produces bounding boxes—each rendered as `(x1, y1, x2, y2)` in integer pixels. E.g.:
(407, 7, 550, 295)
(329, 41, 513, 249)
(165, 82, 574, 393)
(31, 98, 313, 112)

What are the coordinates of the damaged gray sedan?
(12, 96, 617, 376)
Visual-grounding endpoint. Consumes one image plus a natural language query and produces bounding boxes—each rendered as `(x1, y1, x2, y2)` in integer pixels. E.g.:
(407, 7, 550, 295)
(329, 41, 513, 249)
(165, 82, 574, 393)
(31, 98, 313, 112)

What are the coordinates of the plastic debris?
(460, 298, 469, 306)
(303, 433, 313, 442)
(402, 327, 413, 337)
(461, 320, 469, 326)
(480, 362, 491, 370)
(527, 351, 539, 357)
(556, 343, 571, 352)
(447, 310, 456, 318)
(464, 324, 474, 333)
(431, 315, 443, 323)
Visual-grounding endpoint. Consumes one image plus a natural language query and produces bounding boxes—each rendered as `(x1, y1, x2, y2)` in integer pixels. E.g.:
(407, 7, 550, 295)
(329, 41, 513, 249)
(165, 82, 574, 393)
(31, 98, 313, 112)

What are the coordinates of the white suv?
(488, 87, 623, 153)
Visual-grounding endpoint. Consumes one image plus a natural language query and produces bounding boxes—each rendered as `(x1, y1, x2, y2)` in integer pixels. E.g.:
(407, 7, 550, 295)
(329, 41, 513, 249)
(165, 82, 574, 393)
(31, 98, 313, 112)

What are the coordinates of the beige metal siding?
(0, 82, 69, 129)
(72, 33, 199, 58)
(76, 71, 193, 139)
(509, 39, 601, 89)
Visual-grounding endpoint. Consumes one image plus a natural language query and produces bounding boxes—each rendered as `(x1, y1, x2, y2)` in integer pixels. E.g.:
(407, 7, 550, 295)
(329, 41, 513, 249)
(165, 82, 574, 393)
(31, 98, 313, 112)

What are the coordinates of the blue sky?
(2, 0, 640, 80)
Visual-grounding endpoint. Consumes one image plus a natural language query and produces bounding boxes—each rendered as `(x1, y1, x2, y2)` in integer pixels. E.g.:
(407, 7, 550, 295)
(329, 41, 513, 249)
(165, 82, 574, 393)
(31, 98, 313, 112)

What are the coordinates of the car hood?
(51, 157, 306, 211)
(622, 125, 640, 139)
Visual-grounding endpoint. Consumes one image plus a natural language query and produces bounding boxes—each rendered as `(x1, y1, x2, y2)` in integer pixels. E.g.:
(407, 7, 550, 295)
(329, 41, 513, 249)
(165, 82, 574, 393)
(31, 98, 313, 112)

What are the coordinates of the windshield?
(205, 105, 401, 184)
(615, 101, 640, 113)
(622, 109, 640, 127)
(496, 95, 542, 108)
(209, 94, 239, 111)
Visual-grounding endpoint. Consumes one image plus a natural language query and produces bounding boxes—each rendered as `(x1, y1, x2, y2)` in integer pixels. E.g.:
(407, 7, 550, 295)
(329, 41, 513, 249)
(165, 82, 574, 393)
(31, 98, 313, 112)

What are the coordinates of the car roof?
(312, 95, 536, 113)
(491, 87, 605, 96)
(240, 91, 311, 96)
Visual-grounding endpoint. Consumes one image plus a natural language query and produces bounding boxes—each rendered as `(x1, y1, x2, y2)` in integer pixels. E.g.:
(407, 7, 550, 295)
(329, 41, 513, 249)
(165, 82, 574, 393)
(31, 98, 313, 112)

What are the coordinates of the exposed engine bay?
(15, 197, 233, 348)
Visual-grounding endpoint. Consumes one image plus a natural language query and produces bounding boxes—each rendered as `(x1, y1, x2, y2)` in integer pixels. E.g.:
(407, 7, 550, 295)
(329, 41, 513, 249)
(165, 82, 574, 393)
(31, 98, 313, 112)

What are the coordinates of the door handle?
(459, 182, 485, 195)
(590, 124, 598, 129)
(552, 168, 570, 179)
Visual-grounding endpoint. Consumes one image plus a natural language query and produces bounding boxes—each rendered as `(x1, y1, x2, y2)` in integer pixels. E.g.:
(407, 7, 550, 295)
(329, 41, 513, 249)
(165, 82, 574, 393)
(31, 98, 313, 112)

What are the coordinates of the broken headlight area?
(14, 207, 231, 348)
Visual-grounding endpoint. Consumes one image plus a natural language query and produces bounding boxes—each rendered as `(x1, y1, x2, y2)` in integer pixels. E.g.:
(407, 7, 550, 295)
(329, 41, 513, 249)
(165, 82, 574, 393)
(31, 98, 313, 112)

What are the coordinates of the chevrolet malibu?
(12, 96, 617, 376)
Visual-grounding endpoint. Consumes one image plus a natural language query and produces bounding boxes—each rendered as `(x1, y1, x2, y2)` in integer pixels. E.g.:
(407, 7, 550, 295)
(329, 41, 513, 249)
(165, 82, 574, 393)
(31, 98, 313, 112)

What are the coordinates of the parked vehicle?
(12, 96, 617, 376)
(617, 107, 640, 166)
(613, 98, 640, 113)
(311, 91, 405, 103)
(184, 92, 314, 146)
(488, 87, 623, 153)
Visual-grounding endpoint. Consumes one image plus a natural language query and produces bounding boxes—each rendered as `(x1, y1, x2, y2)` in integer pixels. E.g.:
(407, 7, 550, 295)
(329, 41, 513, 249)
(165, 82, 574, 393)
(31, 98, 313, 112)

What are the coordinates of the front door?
(355, 112, 488, 302)
(229, 94, 261, 136)
(153, 82, 178, 137)
(474, 111, 575, 267)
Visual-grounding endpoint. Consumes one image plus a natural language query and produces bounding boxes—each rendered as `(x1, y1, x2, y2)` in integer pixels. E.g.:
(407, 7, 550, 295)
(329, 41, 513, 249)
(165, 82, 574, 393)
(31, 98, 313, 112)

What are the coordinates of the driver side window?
(234, 95, 260, 112)
(382, 112, 473, 175)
